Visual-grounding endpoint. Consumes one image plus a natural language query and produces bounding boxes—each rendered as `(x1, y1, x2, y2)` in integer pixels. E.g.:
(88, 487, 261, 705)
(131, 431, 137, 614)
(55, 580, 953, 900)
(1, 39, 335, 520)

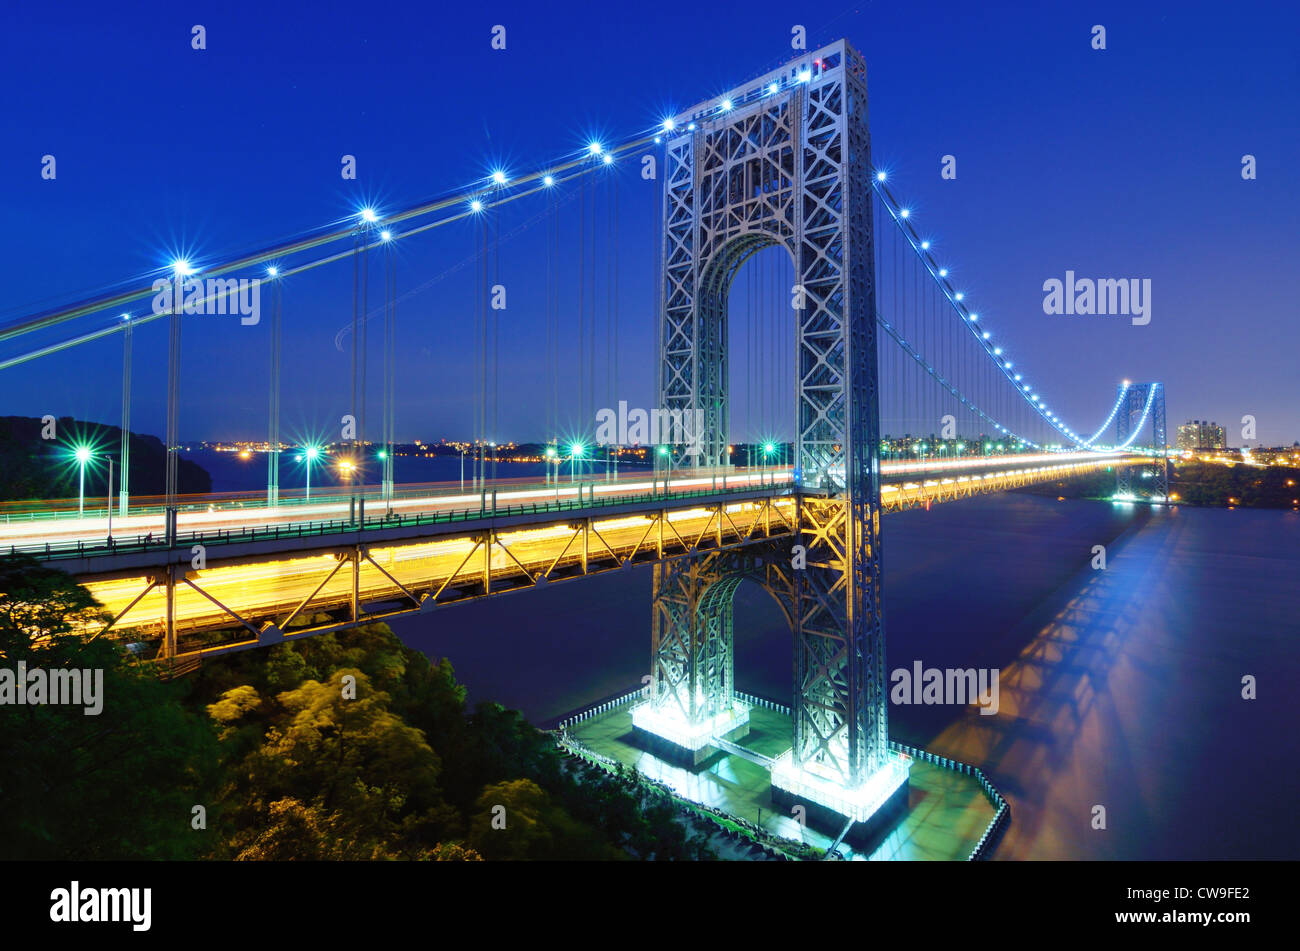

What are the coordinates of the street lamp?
(301, 445, 321, 501)
(74, 445, 92, 518)
(569, 442, 586, 483)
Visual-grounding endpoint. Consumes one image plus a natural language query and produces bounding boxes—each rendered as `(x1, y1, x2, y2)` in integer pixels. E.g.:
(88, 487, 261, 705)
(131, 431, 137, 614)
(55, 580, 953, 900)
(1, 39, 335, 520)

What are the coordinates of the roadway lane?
(1, 451, 1130, 552)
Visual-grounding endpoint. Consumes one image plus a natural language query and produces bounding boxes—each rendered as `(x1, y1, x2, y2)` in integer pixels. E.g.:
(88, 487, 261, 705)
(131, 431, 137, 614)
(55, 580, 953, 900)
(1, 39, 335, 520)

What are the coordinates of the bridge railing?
(6, 476, 797, 563)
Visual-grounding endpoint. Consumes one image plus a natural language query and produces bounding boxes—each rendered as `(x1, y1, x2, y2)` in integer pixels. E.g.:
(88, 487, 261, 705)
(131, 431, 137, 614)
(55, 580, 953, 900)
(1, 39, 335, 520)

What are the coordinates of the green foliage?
(0, 561, 714, 861)
(1172, 461, 1300, 508)
(468, 778, 623, 860)
(192, 622, 713, 860)
(0, 557, 220, 860)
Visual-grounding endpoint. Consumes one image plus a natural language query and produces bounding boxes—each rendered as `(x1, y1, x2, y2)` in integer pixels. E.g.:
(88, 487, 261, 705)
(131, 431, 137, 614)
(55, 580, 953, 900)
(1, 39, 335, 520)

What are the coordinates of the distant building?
(1176, 420, 1227, 452)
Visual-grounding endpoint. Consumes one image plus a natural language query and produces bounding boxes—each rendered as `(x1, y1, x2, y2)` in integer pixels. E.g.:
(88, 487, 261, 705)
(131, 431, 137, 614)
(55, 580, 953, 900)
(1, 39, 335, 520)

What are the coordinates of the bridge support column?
(1115, 382, 1168, 503)
(649, 39, 909, 827)
(772, 497, 909, 829)
(635, 552, 749, 767)
(158, 563, 179, 663)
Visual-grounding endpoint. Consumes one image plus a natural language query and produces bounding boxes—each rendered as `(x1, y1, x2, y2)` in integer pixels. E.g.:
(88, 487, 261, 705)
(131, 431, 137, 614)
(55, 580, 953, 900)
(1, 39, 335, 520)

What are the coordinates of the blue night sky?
(1, 0, 1296, 446)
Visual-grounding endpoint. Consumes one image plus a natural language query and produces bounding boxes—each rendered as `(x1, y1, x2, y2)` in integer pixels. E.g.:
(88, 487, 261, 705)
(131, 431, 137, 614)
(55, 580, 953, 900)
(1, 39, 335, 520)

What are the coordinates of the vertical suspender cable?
(268, 277, 281, 506)
(119, 315, 132, 517)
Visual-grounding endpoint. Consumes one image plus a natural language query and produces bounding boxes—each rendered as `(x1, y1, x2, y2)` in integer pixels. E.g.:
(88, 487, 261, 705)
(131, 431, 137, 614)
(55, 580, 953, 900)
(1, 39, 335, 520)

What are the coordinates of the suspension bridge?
(1, 39, 1166, 834)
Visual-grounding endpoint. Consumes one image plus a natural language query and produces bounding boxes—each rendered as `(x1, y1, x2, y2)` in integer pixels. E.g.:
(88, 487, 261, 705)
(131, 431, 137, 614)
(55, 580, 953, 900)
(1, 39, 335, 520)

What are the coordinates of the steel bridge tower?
(640, 39, 908, 823)
(1115, 381, 1169, 501)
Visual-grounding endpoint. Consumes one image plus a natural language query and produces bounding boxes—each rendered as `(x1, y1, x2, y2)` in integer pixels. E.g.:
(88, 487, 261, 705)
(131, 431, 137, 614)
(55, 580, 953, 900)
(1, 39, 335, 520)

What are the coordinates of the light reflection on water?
(365, 482, 1294, 859)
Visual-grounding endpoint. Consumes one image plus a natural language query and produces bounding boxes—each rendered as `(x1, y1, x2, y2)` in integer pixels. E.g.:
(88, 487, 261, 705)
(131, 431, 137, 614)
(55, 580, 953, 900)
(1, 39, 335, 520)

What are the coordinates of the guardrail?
(8, 478, 796, 563)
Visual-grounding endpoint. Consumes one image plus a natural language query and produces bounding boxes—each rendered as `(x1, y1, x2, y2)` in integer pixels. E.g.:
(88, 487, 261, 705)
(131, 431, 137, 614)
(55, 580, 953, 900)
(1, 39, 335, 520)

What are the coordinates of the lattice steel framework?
(652, 40, 889, 787)
(1115, 381, 1168, 500)
(650, 547, 797, 725)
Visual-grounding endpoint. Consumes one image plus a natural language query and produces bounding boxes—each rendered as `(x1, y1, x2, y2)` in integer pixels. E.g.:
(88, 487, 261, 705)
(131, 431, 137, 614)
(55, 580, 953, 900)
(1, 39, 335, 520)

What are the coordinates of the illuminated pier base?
(630, 699, 751, 768)
(770, 749, 910, 844)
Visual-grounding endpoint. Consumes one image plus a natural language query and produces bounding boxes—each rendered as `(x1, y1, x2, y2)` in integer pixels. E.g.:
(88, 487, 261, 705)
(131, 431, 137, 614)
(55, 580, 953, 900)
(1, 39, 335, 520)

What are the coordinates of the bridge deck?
(6, 452, 1144, 662)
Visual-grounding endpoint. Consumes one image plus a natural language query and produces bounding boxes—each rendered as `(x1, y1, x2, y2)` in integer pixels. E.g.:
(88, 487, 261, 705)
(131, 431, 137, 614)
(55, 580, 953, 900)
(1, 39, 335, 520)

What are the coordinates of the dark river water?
(191, 449, 1300, 859)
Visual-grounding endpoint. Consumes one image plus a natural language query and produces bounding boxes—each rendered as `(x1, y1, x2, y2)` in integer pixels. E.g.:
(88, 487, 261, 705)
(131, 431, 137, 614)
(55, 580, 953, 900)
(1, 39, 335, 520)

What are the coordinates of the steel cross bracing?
(653, 39, 888, 788)
(80, 492, 799, 666)
(650, 547, 798, 727)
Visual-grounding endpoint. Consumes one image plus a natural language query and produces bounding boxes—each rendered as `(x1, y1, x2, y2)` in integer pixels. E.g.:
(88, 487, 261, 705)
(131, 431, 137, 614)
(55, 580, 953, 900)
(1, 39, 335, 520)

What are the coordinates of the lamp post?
(569, 442, 585, 483)
(106, 457, 114, 542)
(302, 445, 320, 501)
(119, 313, 133, 517)
(74, 445, 92, 518)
